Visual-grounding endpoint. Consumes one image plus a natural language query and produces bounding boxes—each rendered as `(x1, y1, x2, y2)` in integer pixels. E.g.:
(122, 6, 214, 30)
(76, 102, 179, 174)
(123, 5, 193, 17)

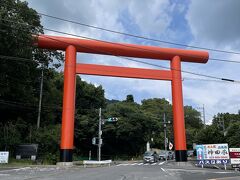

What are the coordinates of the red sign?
(230, 152, 240, 158)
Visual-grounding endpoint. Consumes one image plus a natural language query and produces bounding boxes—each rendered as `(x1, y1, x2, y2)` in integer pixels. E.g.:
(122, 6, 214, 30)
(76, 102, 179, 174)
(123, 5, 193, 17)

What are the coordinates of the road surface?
(0, 161, 239, 180)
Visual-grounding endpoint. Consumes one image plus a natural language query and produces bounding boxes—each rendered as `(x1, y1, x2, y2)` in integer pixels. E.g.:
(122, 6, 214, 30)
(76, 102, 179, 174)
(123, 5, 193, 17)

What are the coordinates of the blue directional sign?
(196, 145, 204, 160)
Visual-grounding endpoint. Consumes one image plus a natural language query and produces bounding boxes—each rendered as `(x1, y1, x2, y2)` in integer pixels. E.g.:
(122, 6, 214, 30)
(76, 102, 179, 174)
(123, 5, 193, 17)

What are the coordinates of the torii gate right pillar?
(171, 56, 187, 161)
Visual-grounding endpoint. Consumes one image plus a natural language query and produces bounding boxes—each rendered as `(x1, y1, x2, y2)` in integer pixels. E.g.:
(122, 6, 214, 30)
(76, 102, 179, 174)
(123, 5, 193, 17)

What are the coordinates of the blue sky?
(26, 0, 240, 124)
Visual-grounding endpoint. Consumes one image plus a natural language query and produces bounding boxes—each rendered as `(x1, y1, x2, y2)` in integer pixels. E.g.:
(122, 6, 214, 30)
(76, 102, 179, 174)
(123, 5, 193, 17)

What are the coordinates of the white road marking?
(116, 164, 129, 166)
(208, 176, 240, 180)
(214, 172, 234, 174)
(166, 168, 234, 174)
(131, 163, 138, 166)
(161, 168, 167, 173)
(116, 161, 165, 166)
(0, 167, 31, 173)
(214, 165, 221, 169)
(159, 161, 165, 165)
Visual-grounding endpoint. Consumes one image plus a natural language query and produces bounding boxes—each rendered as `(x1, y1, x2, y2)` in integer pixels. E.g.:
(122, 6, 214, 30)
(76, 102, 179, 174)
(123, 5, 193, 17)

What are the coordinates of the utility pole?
(163, 112, 167, 152)
(218, 115, 225, 134)
(203, 104, 206, 129)
(197, 104, 206, 128)
(163, 111, 170, 161)
(98, 108, 102, 161)
(37, 65, 44, 129)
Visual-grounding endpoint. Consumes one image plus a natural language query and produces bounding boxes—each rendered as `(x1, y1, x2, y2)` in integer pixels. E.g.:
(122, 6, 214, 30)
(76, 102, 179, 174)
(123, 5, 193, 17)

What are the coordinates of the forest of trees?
(0, 0, 239, 164)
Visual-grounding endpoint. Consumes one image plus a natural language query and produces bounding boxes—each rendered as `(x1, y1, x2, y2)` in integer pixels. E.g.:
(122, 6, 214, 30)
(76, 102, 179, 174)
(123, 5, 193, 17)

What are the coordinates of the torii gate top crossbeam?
(35, 35, 209, 63)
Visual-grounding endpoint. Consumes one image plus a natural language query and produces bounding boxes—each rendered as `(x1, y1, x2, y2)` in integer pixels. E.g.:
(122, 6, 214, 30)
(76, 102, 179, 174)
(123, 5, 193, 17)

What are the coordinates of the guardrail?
(83, 160, 112, 167)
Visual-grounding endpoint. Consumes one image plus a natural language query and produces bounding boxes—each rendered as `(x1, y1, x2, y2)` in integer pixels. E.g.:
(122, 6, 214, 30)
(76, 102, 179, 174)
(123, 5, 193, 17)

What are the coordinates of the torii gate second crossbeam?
(35, 35, 209, 163)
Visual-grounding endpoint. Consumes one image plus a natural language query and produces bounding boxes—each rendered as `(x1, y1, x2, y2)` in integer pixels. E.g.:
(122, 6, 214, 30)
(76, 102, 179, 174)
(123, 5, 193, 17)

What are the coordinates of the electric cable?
(2, 18, 240, 64)
(1, 19, 240, 83)
(38, 12, 240, 55)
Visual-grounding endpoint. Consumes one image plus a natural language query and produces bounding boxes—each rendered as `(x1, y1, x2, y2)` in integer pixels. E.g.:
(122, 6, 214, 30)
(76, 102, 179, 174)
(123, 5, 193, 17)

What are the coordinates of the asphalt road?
(0, 162, 239, 180)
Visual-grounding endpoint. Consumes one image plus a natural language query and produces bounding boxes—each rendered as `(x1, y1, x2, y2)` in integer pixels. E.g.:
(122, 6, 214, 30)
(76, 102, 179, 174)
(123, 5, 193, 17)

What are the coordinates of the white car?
(143, 151, 159, 163)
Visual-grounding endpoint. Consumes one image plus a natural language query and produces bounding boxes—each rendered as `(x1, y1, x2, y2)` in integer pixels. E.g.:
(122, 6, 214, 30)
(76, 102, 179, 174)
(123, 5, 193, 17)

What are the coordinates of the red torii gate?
(35, 35, 209, 162)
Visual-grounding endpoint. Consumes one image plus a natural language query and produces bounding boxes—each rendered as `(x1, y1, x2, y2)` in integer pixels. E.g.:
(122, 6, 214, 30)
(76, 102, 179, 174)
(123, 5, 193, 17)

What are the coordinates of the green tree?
(225, 122, 240, 147)
(0, 0, 63, 156)
(184, 106, 203, 129)
(195, 125, 225, 144)
(125, 94, 134, 103)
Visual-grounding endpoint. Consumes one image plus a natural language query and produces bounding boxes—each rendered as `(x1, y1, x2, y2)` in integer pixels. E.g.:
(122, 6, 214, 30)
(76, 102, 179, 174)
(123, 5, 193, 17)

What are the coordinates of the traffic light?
(92, 137, 96, 145)
(107, 117, 118, 122)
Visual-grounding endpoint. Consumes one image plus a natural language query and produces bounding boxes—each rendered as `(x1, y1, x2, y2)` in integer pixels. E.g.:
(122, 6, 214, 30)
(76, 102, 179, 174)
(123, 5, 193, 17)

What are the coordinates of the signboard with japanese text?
(196, 144, 229, 165)
(203, 144, 229, 160)
(0, 151, 9, 163)
(198, 159, 229, 165)
(229, 148, 240, 165)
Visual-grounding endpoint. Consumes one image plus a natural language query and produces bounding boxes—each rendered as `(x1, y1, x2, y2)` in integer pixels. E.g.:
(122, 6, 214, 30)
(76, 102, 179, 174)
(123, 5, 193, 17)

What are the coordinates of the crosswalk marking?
(130, 163, 138, 166)
(159, 162, 165, 165)
(116, 162, 166, 167)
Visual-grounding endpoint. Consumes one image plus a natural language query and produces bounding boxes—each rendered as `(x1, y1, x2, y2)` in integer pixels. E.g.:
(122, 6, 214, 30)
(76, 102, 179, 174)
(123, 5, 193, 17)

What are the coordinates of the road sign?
(92, 137, 96, 145)
(169, 142, 173, 150)
(229, 148, 240, 165)
(196, 144, 230, 165)
(0, 151, 9, 163)
(196, 145, 204, 160)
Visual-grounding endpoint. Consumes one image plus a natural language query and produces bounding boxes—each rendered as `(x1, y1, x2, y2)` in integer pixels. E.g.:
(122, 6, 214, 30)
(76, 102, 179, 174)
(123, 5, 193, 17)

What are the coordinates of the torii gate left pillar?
(35, 35, 209, 163)
(60, 45, 76, 162)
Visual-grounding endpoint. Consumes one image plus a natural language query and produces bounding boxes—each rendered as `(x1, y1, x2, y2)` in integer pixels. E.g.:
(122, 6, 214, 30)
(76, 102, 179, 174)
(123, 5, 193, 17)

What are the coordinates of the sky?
(25, 0, 240, 124)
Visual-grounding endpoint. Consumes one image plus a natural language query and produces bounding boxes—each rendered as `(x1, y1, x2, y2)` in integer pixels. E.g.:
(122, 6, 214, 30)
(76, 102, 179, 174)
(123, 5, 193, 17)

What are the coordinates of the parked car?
(159, 150, 169, 160)
(143, 151, 159, 163)
(168, 151, 175, 160)
(159, 150, 174, 160)
(187, 150, 194, 157)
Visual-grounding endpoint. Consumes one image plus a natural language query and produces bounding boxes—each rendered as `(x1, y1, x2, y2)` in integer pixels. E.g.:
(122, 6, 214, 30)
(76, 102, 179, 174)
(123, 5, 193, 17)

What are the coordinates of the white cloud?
(128, 0, 172, 34)
(186, 0, 240, 50)
(25, 0, 240, 124)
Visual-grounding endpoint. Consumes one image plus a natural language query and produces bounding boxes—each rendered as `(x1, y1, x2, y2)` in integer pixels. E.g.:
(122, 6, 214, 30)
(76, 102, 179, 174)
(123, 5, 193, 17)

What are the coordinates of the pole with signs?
(229, 148, 240, 170)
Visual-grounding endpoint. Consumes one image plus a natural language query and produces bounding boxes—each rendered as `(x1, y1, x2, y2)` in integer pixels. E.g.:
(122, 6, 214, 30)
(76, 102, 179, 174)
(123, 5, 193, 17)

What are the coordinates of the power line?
(0, 54, 238, 85)
(1, 54, 240, 84)
(0, 99, 62, 110)
(210, 58, 240, 64)
(0, 55, 38, 63)
(2, 18, 240, 65)
(1, 20, 240, 83)
(182, 77, 239, 84)
(36, 31, 240, 83)
(38, 12, 240, 56)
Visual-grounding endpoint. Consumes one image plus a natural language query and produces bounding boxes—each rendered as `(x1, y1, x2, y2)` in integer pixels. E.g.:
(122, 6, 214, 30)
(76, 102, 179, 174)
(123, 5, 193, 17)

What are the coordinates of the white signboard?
(203, 144, 229, 160)
(229, 148, 240, 165)
(0, 151, 9, 163)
